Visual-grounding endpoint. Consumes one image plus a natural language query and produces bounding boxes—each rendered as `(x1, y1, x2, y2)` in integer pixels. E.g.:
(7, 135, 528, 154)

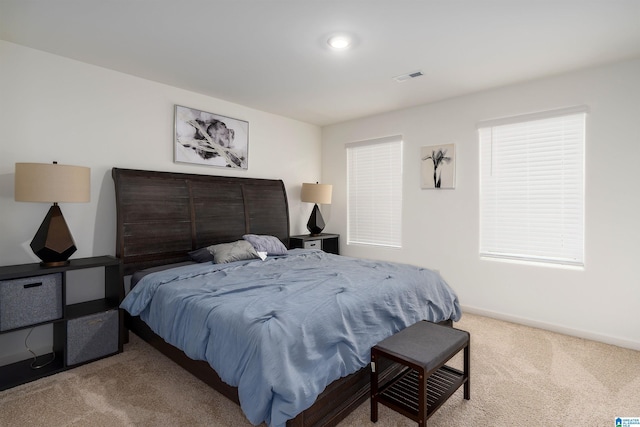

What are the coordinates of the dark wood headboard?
(112, 168, 290, 276)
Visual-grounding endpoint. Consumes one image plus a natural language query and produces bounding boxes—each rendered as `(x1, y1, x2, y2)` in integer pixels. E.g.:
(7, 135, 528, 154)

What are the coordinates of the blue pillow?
(242, 234, 288, 255)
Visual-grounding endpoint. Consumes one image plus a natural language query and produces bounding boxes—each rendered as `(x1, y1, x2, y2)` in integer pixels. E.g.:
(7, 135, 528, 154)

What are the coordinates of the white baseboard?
(461, 304, 640, 351)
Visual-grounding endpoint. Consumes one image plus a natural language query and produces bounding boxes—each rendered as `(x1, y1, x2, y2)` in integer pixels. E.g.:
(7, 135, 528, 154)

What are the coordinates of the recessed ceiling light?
(327, 35, 352, 50)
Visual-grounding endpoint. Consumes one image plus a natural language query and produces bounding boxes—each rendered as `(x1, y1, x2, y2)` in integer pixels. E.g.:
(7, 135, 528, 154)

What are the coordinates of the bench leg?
(419, 369, 426, 426)
(464, 342, 470, 400)
(371, 355, 378, 422)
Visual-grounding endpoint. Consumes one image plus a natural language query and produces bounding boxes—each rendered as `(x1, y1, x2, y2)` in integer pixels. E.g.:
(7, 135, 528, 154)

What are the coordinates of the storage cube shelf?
(0, 256, 123, 391)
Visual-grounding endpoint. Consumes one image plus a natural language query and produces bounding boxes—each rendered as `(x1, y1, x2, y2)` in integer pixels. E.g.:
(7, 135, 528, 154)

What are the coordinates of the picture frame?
(421, 144, 455, 189)
(174, 105, 249, 169)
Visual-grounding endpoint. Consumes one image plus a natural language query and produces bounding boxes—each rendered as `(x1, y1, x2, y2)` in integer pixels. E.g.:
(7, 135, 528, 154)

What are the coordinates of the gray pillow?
(208, 240, 259, 264)
(243, 234, 288, 255)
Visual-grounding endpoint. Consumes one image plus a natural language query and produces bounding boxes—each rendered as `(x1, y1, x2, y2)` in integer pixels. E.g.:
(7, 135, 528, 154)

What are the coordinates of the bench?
(370, 320, 470, 426)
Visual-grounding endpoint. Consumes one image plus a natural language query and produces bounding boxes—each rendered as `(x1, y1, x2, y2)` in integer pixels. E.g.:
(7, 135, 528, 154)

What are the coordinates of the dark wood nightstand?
(289, 233, 340, 255)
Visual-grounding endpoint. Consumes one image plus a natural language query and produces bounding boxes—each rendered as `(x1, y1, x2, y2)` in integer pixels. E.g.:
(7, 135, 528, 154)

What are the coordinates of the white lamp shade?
(15, 163, 90, 203)
(301, 183, 332, 205)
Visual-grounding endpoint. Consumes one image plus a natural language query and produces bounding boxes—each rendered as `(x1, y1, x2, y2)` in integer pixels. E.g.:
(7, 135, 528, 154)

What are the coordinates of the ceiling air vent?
(393, 71, 424, 83)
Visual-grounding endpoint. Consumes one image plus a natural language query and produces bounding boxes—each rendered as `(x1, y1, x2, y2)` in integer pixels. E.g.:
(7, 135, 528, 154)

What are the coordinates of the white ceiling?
(2, 0, 640, 126)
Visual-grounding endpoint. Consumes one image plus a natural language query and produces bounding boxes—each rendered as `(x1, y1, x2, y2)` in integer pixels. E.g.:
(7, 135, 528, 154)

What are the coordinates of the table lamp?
(300, 182, 332, 236)
(15, 162, 90, 267)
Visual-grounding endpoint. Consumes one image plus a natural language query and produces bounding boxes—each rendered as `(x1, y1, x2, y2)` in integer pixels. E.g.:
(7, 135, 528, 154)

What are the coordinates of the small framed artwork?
(421, 144, 455, 189)
(174, 105, 249, 169)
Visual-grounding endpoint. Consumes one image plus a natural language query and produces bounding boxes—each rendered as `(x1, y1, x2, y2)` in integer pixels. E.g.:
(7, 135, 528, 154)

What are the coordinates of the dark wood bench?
(370, 321, 470, 426)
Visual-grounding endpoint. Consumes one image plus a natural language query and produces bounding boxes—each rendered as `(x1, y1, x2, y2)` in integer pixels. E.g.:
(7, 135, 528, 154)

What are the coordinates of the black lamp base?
(30, 204, 77, 267)
(306, 204, 326, 236)
(40, 260, 71, 267)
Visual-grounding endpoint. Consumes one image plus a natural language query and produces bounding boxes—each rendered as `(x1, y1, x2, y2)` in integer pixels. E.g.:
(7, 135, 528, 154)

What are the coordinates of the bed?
(112, 167, 461, 427)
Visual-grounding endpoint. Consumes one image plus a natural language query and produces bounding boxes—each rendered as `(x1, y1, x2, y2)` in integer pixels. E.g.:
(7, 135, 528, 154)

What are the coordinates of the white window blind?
(346, 136, 403, 248)
(479, 106, 586, 266)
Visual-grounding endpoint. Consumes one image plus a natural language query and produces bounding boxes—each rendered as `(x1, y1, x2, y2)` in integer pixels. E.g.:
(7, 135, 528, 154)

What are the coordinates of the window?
(346, 135, 403, 248)
(479, 106, 586, 266)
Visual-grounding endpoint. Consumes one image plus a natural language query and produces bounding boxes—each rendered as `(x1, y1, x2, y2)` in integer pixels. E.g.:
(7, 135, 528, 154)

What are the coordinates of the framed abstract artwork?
(174, 105, 249, 169)
(421, 144, 455, 189)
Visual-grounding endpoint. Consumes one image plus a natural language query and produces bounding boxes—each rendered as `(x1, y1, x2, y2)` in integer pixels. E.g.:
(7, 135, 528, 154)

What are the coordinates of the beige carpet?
(1, 313, 639, 426)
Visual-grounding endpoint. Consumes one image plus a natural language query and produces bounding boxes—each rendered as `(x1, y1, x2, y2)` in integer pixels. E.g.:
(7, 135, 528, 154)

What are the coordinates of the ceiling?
(2, 0, 640, 126)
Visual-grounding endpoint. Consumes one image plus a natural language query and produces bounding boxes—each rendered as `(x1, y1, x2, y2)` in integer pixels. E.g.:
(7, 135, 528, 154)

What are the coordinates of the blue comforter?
(120, 249, 461, 427)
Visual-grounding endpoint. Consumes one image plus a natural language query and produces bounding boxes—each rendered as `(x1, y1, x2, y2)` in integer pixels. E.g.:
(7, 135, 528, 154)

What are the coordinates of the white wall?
(2, 40, 639, 353)
(0, 41, 321, 267)
(322, 59, 640, 350)
(0, 40, 321, 364)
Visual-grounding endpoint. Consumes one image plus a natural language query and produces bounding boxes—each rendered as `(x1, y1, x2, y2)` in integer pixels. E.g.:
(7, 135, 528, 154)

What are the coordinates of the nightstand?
(290, 233, 340, 255)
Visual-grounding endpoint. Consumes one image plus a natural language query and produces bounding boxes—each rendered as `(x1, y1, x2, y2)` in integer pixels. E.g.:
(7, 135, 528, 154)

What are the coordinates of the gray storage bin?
(0, 273, 63, 331)
(66, 310, 118, 366)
